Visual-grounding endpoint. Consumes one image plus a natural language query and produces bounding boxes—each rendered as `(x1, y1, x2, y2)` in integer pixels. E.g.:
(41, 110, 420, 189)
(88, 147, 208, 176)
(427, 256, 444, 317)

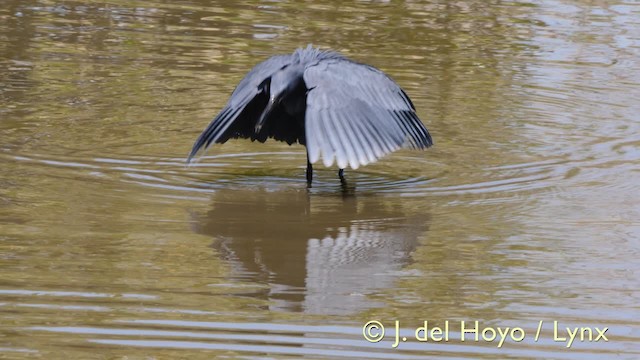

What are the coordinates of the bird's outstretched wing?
(187, 54, 293, 162)
(303, 59, 432, 170)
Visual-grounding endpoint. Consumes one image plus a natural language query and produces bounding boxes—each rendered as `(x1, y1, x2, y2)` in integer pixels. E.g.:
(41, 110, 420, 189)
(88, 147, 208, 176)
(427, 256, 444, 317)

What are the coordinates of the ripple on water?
(13, 310, 633, 359)
(2, 147, 577, 200)
(5, 120, 638, 202)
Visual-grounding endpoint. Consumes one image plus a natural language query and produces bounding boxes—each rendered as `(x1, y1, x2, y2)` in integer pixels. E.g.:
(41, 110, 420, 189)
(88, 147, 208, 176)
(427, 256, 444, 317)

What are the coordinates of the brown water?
(1, 0, 639, 359)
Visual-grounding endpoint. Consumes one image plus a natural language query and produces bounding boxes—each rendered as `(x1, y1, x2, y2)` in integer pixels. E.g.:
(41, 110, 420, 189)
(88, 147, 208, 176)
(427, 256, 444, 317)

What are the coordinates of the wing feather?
(203, 104, 245, 146)
(188, 103, 246, 162)
(393, 110, 421, 149)
(338, 110, 369, 166)
(228, 54, 292, 105)
(322, 109, 347, 168)
(188, 55, 295, 162)
(332, 110, 360, 169)
(304, 59, 432, 169)
(403, 110, 433, 147)
(350, 112, 384, 161)
(358, 108, 394, 157)
(305, 108, 323, 164)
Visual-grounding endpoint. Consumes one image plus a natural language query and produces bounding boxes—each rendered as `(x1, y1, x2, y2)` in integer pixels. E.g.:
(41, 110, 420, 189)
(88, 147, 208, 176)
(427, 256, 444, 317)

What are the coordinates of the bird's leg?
(306, 155, 313, 186)
(338, 168, 345, 183)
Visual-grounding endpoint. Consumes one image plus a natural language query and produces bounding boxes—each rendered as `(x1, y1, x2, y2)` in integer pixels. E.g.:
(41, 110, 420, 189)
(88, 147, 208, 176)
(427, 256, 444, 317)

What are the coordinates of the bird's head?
(269, 64, 305, 102)
(255, 64, 305, 134)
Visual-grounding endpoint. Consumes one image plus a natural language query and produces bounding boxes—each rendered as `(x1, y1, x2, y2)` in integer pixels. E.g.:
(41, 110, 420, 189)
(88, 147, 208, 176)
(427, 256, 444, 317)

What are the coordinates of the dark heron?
(187, 45, 433, 184)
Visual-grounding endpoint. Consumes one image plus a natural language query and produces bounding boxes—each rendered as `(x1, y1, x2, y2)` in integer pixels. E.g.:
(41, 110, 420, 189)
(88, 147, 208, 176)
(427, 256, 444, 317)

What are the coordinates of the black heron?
(187, 45, 433, 184)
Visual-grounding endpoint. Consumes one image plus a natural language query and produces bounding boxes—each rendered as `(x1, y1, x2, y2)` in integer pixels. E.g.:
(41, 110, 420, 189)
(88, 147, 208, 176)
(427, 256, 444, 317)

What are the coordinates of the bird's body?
(188, 45, 433, 184)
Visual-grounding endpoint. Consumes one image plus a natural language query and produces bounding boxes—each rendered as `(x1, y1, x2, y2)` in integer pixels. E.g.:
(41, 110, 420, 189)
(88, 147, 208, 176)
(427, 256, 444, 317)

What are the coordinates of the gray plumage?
(188, 45, 432, 183)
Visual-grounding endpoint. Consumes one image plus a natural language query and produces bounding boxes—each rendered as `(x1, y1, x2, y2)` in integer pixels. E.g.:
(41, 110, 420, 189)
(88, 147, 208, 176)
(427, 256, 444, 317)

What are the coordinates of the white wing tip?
(322, 154, 335, 168)
(307, 144, 321, 164)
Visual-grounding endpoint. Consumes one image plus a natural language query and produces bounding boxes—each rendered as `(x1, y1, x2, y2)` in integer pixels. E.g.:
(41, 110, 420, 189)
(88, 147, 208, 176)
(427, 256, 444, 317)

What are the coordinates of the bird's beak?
(255, 96, 277, 134)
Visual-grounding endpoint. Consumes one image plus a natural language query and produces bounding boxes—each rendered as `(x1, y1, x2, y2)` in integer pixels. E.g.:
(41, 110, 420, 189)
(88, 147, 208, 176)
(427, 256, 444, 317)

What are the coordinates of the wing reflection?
(192, 188, 430, 315)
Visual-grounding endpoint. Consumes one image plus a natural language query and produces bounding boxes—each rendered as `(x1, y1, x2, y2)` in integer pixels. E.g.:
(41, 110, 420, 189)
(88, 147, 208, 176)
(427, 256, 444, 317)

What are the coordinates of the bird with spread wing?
(188, 45, 433, 184)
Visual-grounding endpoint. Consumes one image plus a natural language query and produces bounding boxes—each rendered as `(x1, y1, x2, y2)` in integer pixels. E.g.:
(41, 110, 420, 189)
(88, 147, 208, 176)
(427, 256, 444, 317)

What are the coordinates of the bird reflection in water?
(191, 188, 430, 315)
